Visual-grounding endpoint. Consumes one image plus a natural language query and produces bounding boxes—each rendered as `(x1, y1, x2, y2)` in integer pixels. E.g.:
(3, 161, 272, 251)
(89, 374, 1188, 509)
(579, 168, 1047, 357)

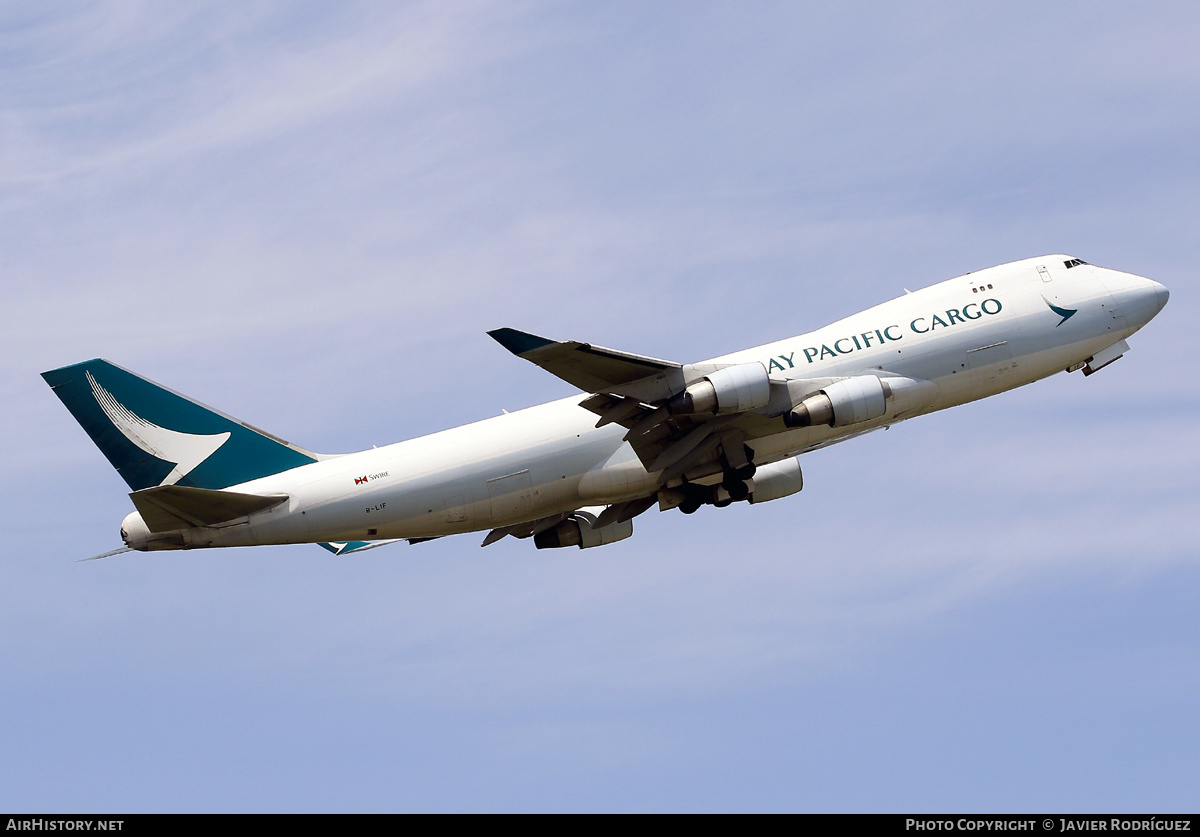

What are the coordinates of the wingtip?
(487, 328, 554, 356)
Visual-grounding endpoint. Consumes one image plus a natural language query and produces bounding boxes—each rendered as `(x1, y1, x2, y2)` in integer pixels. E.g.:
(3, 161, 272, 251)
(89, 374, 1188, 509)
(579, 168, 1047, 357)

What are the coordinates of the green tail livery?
(42, 359, 321, 492)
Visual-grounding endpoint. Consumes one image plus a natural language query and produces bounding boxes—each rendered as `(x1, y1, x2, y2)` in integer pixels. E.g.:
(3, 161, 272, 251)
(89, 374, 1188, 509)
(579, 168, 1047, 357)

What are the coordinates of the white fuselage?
(122, 256, 1168, 549)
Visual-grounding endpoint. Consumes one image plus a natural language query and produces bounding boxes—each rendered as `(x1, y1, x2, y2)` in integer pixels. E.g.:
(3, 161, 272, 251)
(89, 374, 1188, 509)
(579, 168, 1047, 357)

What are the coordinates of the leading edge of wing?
(487, 328, 684, 402)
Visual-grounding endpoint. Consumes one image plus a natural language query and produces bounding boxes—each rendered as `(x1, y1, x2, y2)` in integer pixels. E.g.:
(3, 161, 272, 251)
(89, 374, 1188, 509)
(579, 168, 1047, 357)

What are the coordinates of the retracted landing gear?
(676, 442, 757, 512)
(718, 442, 755, 502)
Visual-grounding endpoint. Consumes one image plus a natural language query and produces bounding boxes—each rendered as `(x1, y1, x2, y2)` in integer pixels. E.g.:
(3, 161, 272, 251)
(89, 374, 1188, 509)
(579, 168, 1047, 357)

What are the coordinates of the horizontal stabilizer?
(488, 328, 684, 402)
(130, 485, 287, 533)
(318, 539, 404, 555)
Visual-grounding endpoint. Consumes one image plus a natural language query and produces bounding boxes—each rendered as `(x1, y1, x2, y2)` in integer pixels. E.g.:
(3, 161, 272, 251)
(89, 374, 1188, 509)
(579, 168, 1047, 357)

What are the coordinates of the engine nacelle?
(533, 512, 634, 549)
(748, 457, 804, 504)
(784, 375, 888, 428)
(669, 362, 770, 415)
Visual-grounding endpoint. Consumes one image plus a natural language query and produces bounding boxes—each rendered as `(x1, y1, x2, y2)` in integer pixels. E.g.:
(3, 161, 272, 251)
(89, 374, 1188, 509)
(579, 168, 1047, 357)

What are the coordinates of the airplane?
(43, 255, 1168, 559)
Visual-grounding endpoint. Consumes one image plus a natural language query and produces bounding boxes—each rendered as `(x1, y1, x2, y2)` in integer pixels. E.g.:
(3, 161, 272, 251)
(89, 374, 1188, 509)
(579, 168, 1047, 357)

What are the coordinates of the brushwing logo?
(87, 371, 231, 486)
(1043, 297, 1078, 327)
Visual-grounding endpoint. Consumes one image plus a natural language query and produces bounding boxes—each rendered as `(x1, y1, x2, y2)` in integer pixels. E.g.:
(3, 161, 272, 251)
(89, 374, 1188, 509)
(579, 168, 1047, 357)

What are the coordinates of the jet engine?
(533, 511, 634, 549)
(668, 363, 770, 415)
(747, 457, 804, 504)
(784, 375, 888, 428)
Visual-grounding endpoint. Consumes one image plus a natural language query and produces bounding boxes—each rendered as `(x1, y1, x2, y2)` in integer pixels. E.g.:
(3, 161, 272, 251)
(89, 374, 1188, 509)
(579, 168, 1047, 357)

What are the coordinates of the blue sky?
(2, 1, 1197, 812)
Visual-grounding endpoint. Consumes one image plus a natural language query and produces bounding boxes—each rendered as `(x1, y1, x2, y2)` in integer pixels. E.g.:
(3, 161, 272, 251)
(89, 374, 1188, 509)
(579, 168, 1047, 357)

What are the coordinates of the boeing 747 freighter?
(43, 256, 1168, 557)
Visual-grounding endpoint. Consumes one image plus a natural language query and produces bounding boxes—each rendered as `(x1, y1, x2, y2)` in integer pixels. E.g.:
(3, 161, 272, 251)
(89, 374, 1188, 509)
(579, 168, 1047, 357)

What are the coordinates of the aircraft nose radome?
(1135, 274, 1171, 318)
(1153, 280, 1170, 314)
(1100, 270, 1168, 331)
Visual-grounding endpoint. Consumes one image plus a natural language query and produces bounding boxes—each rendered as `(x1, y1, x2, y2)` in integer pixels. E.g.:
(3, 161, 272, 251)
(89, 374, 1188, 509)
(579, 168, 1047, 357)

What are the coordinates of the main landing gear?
(678, 444, 757, 513)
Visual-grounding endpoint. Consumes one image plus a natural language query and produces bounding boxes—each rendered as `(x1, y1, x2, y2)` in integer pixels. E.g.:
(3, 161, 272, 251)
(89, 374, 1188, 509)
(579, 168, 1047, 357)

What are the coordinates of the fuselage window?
(1063, 259, 1089, 269)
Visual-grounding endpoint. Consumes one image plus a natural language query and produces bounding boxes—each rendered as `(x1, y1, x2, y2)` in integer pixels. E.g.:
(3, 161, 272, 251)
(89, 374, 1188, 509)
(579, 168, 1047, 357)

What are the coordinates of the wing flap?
(130, 485, 288, 533)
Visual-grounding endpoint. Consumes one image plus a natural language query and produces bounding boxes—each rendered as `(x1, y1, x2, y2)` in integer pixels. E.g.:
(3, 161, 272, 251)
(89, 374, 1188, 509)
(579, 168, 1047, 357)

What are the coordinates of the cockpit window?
(1063, 258, 1089, 269)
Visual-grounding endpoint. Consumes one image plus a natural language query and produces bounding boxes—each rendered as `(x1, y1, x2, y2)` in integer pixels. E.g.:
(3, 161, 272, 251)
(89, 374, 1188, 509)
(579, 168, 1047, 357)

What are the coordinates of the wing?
(488, 328, 823, 488)
(487, 328, 685, 403)
(487, 329, 938, 550)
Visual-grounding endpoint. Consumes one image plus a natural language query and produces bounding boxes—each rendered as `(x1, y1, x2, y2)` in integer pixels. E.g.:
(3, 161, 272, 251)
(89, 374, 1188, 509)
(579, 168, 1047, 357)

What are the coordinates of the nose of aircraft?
(1098, 269, 1169, 331)
(1154, 279, 1170, 313)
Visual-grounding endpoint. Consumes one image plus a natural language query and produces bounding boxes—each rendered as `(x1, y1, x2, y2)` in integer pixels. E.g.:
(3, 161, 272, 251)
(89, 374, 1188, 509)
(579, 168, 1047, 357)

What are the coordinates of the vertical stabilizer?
(42, 359, 323, 491)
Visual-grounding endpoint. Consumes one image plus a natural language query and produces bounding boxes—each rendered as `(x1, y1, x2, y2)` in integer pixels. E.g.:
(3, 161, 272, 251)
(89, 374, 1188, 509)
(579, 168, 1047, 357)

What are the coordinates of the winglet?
(488, 328, 555, 356)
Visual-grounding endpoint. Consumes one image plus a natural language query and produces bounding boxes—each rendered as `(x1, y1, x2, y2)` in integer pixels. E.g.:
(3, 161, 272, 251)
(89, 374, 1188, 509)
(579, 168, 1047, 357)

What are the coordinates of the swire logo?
(355, 476, 368, 485)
